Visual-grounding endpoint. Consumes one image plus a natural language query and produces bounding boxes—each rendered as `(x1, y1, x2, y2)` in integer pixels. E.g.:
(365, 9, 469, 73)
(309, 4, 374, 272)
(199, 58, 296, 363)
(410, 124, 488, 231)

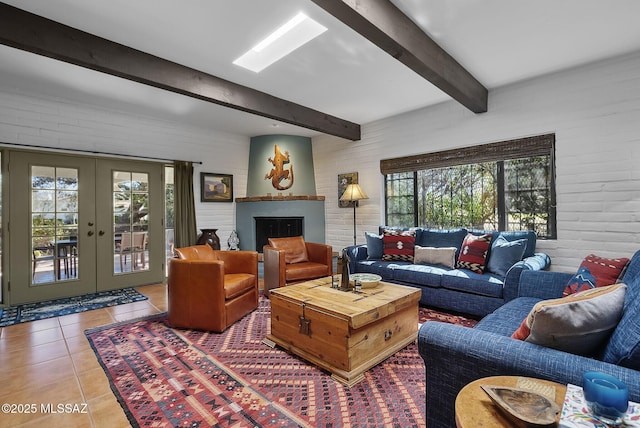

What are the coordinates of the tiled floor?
(0, 283, 168, 427)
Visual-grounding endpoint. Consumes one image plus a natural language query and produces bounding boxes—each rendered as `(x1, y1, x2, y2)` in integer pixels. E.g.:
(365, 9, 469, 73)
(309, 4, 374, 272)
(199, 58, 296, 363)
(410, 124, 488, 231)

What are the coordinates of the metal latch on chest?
(299, 302, 312, 337)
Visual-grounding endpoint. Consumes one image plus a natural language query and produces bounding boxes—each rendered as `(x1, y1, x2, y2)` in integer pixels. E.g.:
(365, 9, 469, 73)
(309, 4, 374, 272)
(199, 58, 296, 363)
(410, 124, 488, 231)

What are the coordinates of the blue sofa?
(418, 250, 640, 428)
(345, 227, 550, 317)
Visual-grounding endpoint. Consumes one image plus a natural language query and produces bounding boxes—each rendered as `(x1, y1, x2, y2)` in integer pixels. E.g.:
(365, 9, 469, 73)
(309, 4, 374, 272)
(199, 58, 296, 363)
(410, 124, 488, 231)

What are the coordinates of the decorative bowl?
(349, 273, 382, 288)
(481, 385, 559, 426)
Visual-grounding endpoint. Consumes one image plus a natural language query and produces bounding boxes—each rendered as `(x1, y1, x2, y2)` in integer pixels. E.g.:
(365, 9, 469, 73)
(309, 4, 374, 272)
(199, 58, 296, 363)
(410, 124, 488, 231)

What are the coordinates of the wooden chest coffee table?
(265, 277, 421, 386)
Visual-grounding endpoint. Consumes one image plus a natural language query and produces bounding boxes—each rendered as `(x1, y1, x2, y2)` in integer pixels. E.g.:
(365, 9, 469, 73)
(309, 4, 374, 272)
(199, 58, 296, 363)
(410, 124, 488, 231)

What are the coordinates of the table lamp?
(340, 183, 368, 245)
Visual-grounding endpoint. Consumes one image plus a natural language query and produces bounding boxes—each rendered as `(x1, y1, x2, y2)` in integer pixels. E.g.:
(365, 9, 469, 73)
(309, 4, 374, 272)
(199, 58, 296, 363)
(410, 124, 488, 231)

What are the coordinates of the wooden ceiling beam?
(310, 0, 488, 113)
(0, 3, 361, 141)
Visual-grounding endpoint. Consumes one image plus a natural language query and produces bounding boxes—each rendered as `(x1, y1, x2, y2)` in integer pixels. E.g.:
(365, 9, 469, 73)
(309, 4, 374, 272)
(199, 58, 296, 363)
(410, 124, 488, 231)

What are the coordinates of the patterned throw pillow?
(511, 283, 627, 356)
(563, 266, 597, 296)
(563, 254, 629, 296)
(382, 230, 415, 262)
(456, 233, 492, 274)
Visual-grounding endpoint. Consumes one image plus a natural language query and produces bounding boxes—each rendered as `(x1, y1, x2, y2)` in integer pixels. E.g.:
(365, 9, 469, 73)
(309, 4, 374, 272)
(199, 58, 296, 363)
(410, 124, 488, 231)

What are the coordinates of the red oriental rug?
(86, 296, 477, 427)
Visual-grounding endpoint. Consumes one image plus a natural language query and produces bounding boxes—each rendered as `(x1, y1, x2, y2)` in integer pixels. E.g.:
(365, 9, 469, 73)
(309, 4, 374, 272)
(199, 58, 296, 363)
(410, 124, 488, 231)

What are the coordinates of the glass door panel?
(113, 170, 149, 274)
(31, 166, 79, 284)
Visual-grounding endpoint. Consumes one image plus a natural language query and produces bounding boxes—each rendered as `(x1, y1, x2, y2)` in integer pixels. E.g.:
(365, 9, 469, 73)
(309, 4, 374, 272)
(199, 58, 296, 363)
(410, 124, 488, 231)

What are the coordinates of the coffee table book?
(265, 277, 421, 386)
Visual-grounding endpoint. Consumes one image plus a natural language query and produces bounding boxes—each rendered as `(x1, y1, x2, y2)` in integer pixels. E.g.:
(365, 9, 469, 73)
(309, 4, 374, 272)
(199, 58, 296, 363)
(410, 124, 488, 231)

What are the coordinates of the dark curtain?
(174, 161, 197, 248)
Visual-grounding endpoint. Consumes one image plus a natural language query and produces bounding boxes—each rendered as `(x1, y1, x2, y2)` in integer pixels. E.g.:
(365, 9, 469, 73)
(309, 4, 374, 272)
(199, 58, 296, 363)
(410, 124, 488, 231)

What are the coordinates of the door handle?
(88, 230, 94, 237)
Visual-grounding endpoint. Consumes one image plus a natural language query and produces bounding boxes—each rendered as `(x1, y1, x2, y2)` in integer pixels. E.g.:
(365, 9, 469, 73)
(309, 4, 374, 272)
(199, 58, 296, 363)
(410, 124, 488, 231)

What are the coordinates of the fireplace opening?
(255, 217, 304, 252)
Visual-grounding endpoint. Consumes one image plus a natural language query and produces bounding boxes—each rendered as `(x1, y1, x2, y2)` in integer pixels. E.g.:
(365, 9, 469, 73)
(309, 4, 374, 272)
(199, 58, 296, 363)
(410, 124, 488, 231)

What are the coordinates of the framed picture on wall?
(201, 172, 233, 202)
(338, 172, 358, 208)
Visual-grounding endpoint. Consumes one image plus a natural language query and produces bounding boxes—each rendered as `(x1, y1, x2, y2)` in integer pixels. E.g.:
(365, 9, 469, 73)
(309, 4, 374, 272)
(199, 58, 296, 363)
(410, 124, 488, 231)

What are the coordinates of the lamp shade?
(340, 183, 369, 201)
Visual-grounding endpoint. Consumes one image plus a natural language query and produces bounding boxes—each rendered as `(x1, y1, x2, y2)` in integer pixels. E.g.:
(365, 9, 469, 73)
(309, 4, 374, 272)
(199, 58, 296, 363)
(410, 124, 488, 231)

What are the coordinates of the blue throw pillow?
(365, 232, 384, 260)
(496, 231, 537, 258)
(416, 228, 467, 258)
(486, 236, 527, 277)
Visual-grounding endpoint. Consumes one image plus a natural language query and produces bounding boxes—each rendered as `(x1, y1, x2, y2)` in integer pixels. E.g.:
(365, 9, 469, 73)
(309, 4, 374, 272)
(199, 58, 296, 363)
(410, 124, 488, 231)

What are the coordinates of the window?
(382, 134, 556, 239)
(385, 172, 415, 227)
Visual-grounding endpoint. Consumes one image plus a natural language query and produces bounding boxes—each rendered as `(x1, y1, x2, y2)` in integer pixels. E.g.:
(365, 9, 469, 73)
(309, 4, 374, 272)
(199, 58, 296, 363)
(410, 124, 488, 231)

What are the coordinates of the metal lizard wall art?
(265, 144, 294, 190)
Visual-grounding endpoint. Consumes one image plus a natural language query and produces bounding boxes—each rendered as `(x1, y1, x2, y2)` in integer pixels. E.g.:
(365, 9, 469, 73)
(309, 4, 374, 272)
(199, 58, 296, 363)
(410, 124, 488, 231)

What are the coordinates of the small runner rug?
(86, 297, 477, 427)
(0, 288, 148, 327)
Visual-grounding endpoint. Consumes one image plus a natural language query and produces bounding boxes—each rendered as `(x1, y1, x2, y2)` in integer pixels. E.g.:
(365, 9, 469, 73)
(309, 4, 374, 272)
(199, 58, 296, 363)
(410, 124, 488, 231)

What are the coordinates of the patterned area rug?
(86, 297, 477, 427)
(0, 288, 148, 327)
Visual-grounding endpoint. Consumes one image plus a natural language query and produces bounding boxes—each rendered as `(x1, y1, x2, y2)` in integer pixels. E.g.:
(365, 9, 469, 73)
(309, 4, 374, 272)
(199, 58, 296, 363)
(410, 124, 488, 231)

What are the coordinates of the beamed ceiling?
(1, 0, 640, 140)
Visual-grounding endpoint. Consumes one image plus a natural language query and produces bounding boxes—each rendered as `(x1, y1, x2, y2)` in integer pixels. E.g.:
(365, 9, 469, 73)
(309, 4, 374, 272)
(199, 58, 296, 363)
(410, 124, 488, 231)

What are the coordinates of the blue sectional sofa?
(345, 227, 550, 317)
(418, 250, 640, 428)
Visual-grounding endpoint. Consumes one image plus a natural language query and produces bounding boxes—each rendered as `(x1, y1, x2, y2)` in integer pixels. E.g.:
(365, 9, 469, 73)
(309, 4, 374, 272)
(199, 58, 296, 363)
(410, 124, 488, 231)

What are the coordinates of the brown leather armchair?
(168, 245, 258, 332)
(263, 236, 333, 291)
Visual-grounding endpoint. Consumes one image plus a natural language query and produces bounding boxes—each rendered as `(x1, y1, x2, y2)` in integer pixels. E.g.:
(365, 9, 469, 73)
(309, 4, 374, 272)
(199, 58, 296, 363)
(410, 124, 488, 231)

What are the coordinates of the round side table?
(455, 376, 566, 428)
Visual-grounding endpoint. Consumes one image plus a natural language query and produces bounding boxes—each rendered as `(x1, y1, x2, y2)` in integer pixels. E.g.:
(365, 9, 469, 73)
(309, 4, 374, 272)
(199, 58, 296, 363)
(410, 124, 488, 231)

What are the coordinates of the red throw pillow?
(382, 230, 415, 262)
(563, 254, 629, 296)
(511, 319, 530, 340)
(456, 233, 492, 274)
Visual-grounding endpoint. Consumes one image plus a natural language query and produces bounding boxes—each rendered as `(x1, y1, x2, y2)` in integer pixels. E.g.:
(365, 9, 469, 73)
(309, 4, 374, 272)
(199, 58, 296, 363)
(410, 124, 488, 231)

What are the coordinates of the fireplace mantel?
(236, 195, 325, 202)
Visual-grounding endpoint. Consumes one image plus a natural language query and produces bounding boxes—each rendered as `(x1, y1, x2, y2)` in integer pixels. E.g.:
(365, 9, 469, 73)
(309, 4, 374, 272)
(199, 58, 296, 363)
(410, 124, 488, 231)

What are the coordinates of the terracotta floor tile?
(58, 309, 115, 328)
(0, 283, 166, 427)
(1, 377, 85, 426)
(77, 367, 113, 400)
(0, 339, 70, 368)
(70, 347, 104, 374)
(15, 409, 94, 428)
(0, 356, 76, 399)
(0, 325, 64, 350)
(61, 315, 117, 339)
(87, 393, 132, 427)
(110, 306, 162, 323)
(0, 316, 61, 338)
(64, 334, 94, 354)
(106, 299, 156, 315)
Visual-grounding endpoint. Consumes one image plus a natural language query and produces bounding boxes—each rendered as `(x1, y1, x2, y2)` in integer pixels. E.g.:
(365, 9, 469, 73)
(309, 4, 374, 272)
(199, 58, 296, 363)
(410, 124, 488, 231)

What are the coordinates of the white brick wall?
(314, 51, 640, 272)
(0, 86, 250, 246)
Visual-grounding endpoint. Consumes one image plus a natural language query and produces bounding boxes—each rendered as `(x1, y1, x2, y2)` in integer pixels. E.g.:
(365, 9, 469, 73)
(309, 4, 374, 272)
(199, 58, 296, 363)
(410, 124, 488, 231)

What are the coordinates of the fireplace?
(235, 196, 325, 252)
(255, 217, 303, 252)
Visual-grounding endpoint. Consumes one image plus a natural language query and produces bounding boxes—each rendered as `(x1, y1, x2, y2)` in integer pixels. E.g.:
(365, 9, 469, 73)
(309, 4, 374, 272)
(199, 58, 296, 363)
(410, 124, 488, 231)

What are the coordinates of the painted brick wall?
(314, 51, 640, 273)
(0, 87, 250, 246)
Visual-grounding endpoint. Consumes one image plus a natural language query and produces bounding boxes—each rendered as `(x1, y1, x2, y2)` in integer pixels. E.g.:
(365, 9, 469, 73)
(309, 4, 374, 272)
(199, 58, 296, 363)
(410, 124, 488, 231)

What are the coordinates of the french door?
(8, 151, 164, 305)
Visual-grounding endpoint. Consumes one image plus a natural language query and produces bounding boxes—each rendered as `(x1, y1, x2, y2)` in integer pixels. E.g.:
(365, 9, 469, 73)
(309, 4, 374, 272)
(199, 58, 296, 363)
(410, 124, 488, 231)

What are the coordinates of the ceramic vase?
(227, 230, 240, 250)
(196, 229, 221, 250)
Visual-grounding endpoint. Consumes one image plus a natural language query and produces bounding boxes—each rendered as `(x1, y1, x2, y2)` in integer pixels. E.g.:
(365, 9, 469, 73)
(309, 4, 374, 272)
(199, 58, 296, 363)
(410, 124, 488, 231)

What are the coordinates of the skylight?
(233, 12, 327, 73)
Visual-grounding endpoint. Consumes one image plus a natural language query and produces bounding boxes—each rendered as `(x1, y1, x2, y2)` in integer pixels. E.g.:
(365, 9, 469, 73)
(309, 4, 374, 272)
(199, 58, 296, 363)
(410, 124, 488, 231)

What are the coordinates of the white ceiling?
(2, 0, 640, 138)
